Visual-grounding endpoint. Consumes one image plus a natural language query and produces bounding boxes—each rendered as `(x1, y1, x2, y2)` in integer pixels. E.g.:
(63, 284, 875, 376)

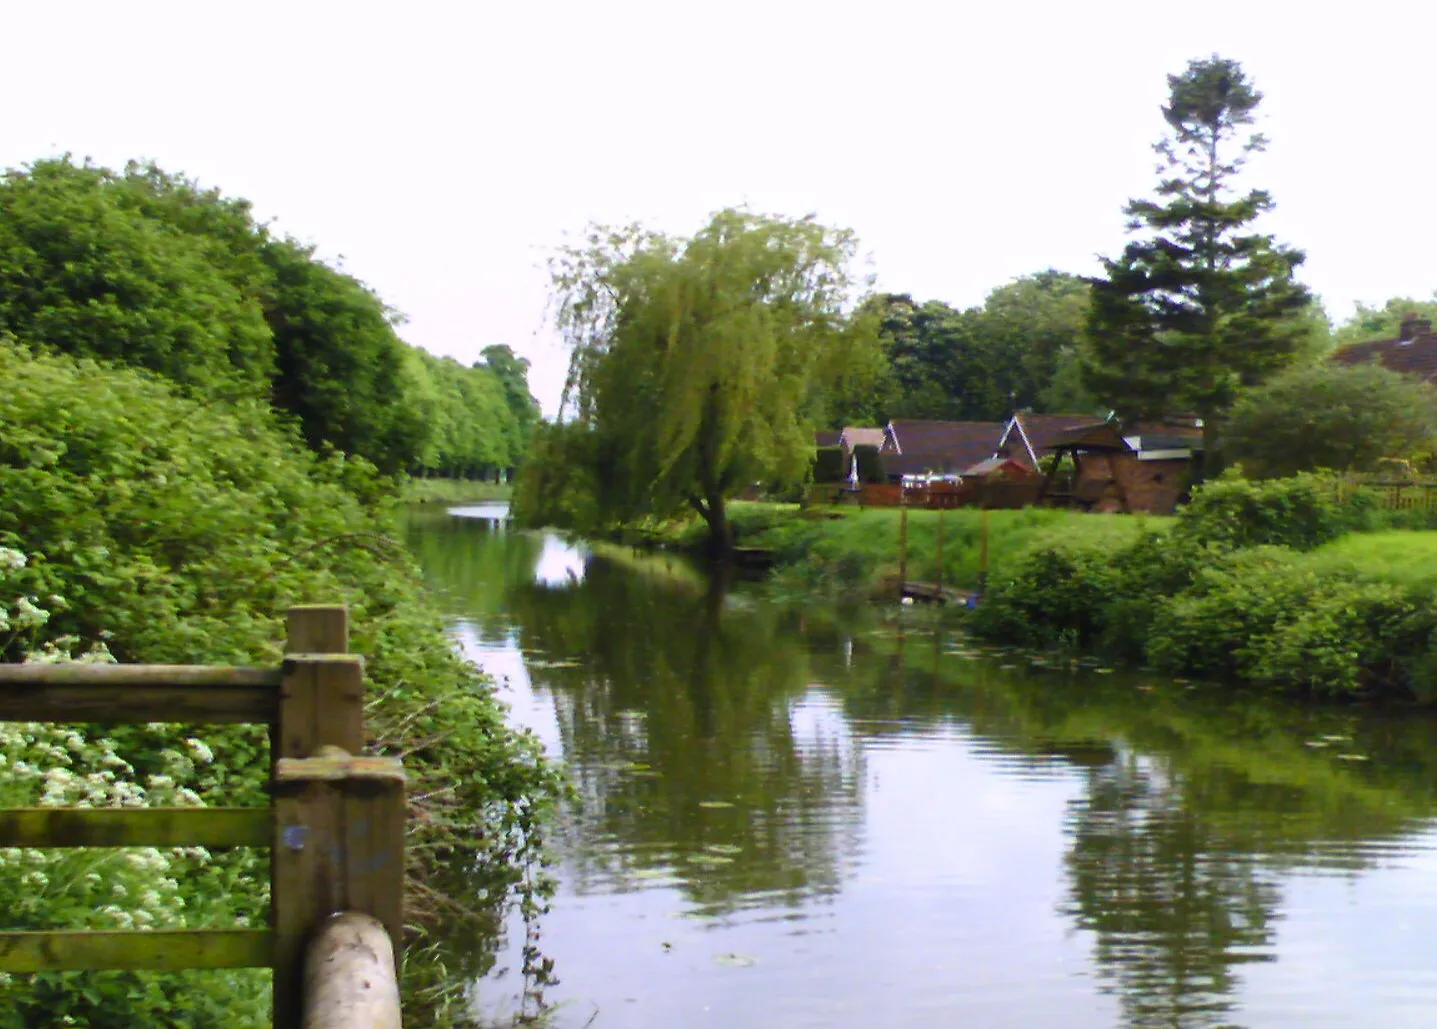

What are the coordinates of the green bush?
(0, 344, 562, 1025)
(1245, 579, 1424, 697)
(1173, 471, 1370, 551)
(812, 446, 846, 484)
(969, 542, 1120, 649)
(1145, 547, 1321, 681)
(1097, 531, 1205, 660)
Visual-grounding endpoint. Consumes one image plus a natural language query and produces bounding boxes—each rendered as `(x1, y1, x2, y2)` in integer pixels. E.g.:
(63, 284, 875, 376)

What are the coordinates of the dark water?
(406, 504, 1437, 1029)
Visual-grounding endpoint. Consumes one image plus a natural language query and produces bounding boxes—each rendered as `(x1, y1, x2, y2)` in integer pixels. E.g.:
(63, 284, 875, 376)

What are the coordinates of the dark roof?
(815, 429, 841, 448)
(964, 456, 1037, 478)
(1051, 422, 1130, 451)
(1005, 413, 1105, 463)
(886, 419, 1007, 458)
(1332, 331, 1437, 381)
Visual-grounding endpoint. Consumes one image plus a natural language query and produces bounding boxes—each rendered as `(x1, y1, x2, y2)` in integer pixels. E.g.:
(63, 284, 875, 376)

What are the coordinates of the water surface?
(406, 504, 1437, 1029)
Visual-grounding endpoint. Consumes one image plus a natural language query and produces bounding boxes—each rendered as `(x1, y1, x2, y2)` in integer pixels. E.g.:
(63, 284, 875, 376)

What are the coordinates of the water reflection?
(403, 505, 1437, 1029)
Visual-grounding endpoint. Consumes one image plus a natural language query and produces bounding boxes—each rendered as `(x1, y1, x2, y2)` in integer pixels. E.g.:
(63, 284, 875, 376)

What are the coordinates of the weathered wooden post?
(276, 606, 363, 760)
(935, 506, 945, 595)
(303, 913, 402, 1029)
(273, 748, 405, 1029)
(978, 508, 990, 598)
(272, 606, 389, 1029)
(898, 498, 909, 598)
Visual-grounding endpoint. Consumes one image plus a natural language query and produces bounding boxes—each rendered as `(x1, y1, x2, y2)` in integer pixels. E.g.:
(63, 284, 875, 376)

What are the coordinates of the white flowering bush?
(0, 565, 268, 1028)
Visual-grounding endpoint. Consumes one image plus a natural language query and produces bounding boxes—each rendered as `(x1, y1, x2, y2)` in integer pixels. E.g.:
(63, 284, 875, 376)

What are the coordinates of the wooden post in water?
(978, 508, 990, 598)
(935, 506, 945, 595)
(898, 499, 909, 597)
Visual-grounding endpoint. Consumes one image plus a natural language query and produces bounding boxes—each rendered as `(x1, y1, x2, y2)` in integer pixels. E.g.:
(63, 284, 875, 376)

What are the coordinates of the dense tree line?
(861, 270, 1099, 424)
(0, 156, 536, 477)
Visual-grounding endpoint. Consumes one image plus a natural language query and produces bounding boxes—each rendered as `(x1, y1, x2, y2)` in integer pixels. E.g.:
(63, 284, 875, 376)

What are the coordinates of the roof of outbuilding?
(885, 419, 1007, 458)
(1331, 332, 1437, 382)
(840, 426, 887, 449)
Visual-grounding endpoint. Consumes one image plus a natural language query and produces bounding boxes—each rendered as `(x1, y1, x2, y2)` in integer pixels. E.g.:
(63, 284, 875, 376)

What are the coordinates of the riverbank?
(404, 476, 513, 505)
(629, 474, 1437, 703)
(634, 501, 1163, 601)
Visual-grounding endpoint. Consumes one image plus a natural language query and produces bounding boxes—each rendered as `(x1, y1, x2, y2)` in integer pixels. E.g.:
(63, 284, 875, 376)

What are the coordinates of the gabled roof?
(1051, 422, 1130, 452)
(885, 419, 1007, 458)
(1331, 324, 1437, 382)
(964, 456, 1038, 478)
(815, 429, 841, 448)
(840, 426, 886, 450)
(999, 413, 1105, 466)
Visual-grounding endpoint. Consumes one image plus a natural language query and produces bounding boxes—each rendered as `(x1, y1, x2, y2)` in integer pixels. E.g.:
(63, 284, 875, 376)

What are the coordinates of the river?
(406, 503, 1437, 1029)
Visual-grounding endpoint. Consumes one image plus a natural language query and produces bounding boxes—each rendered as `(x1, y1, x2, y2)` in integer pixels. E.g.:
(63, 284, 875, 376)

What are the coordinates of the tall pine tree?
(1084, 56, 1311, 457)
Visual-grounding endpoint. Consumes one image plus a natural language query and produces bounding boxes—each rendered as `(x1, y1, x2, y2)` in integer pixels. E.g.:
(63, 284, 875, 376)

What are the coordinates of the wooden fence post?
(277, 607, 363, 760)
(898, 500, 909, 597)
(935, 506, 944, 595)
(273, 607, 374, 1029)
(272, 749, 405, 1029)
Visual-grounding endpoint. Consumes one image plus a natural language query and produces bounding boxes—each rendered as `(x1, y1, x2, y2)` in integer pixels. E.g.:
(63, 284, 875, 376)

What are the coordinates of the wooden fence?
(1336, 475, 1437, 512)
(0, 605, 404, 1029)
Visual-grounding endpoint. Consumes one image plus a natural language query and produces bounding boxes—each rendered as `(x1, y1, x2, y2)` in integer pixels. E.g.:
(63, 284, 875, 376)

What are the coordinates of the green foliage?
(0, 344, 562, 1024)
(1331, 295, 1437, 347)
(811, 446, 846, 484)
(0, 154, 535, 480)
(868, 271, 1099, 424)
(260, 237, 422, 473)
(1172, 472, 1366, 551)
(536, 209, 882, 553)
(967, 541, 1120, 648)
(1222, 363, 1437, 477)
(1084, 57, 1313, 432)
(970, 484, 1437, 700)
(0, 158, 274, 398)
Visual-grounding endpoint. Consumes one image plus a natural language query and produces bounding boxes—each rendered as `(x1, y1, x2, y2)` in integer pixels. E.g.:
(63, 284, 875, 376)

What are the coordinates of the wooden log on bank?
(303, 912, 402, 1029)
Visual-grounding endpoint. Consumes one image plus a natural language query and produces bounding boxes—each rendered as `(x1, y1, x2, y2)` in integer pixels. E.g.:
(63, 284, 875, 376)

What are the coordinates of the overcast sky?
(7, 1, 1434, 415)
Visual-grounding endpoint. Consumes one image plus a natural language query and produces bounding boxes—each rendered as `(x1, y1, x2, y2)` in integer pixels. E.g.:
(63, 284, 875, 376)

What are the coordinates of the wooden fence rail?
(0, 605, 404, 1029)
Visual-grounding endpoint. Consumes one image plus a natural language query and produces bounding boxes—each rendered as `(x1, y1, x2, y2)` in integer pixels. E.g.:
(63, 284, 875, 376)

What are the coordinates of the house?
(997, 412, 1105, 470)
(880, 419, 1008, 482)
(814, 429, 842, 449)
(1038, 419, 1201, 514)
(1331, 314, 1437, 380)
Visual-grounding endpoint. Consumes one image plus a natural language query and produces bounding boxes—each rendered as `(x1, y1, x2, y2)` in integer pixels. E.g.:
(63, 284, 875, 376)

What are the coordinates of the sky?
(7, 1, 1436, 416)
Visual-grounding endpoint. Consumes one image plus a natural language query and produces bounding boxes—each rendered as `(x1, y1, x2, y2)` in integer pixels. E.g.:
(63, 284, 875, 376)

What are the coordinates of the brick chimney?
(1399, 313, 1432, 341)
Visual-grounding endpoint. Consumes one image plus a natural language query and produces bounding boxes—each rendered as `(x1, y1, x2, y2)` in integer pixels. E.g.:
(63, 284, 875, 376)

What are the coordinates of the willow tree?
(549, 209, 879, 556)
(1084, 57, 1312, 455)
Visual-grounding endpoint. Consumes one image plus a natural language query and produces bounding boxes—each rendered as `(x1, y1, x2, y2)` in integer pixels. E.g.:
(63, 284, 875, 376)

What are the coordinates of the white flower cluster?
(0, 721, 191, 931)
(0, 547, 226, 938)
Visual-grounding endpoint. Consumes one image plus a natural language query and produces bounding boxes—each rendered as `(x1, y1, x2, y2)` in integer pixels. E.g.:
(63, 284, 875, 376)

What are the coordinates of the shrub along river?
(406, 504, 1437, 1029)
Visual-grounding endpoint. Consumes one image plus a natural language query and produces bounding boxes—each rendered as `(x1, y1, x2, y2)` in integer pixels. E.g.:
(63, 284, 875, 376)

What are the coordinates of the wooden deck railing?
(0, 605, 404, 1029)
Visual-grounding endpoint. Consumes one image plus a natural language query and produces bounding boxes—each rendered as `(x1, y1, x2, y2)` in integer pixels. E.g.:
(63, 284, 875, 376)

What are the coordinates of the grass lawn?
(1305, 531, 1437, 587)
(719, 502, 1168, 594)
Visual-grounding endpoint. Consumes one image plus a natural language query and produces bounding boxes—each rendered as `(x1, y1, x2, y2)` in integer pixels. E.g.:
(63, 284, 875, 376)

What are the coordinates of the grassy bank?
(968, 474, 1437, 703)
(404, 476, 513, 505)
(645, 502, 1164, 600)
